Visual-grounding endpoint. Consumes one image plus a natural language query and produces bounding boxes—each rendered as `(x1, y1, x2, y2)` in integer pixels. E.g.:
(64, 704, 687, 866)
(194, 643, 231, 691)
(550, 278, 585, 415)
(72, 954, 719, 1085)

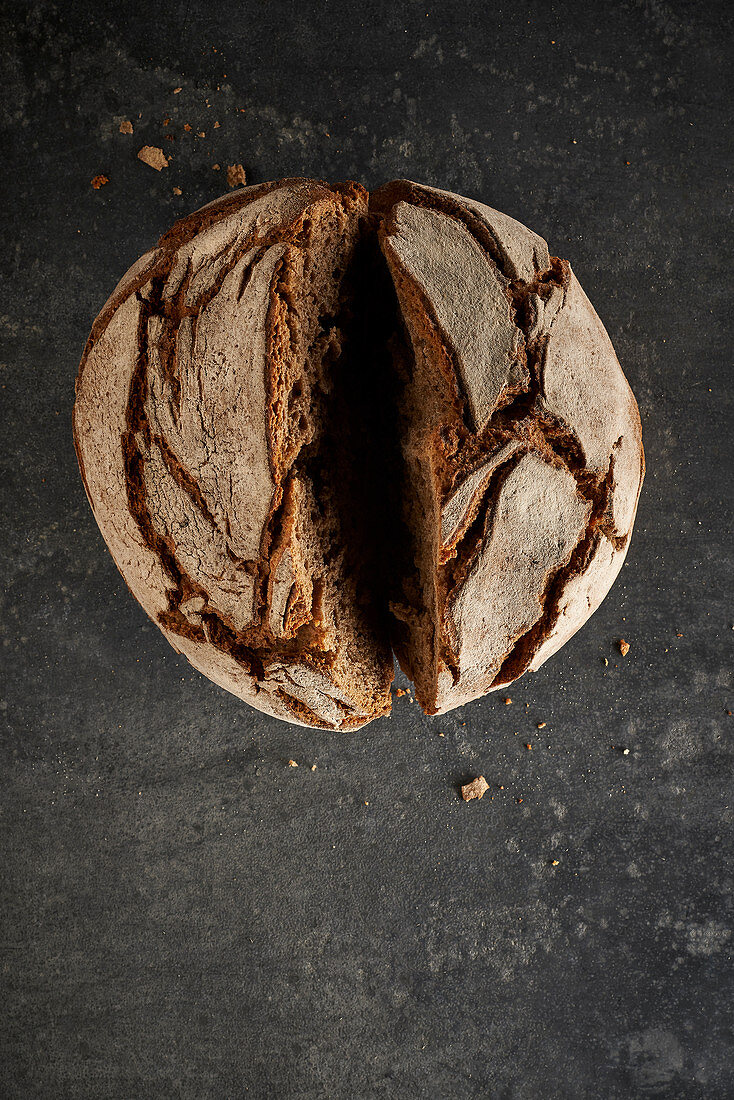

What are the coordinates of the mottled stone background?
(1, 1, 732, 1097)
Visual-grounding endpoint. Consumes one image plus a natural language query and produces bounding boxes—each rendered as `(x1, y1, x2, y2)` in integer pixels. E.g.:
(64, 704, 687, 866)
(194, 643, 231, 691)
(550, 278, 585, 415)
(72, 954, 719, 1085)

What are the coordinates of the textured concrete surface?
(1, 1, 732, 1097)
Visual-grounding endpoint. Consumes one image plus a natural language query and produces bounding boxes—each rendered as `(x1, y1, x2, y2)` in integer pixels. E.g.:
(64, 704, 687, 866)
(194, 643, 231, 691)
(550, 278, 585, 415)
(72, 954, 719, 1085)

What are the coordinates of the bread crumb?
(227, 163, 247, 188)
(212, 163, 221, 170)
(119, 119, 133, 134)
(137, 145, 168, 170)
(551, 859, 560, 867)
(525, 743, 532, 751)
(619, 639, 630, 656)
(214, 121, 220, 128)
(537, 721, 546, 729)
(438, 732, 445, 737)
(162, 117, 171, 126)
(395, 687, 407, 697)
(503, 697, 512, 705)
(311, 764, 317, 771)
(603, 657, 609, 666)
(516, 796, 524, 804)
(183, 123, 192, 132)
(461, 776, 489, 802)
(172, 186, 182, 195)
(287, 759, 298, 767)
(622, 748, 630, 755)
(90, 174, 109, 189)
(197, 131, 206, 138)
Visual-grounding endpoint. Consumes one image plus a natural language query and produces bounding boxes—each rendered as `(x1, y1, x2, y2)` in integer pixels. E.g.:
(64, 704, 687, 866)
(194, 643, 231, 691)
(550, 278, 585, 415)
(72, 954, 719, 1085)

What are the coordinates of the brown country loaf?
(74, 177, 644, 728)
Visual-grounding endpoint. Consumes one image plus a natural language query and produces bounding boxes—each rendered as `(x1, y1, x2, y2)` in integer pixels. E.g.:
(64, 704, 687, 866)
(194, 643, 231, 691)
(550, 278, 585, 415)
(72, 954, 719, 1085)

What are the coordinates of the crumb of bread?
(288, 759, 298, 767)
(619, 639, 630, 656)
(137, 145, 168, 170)
(461, 776, 489, 802)
(172, 186, 182, 195)
(90, 175, 109, 189)
(227, 163, 247, 188)
(119, 120, 133, 134)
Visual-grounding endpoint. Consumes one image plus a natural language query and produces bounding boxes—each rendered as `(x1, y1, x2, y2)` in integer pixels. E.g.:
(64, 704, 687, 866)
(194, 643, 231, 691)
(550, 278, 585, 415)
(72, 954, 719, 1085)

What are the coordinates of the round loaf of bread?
(74, 177, 644, 728)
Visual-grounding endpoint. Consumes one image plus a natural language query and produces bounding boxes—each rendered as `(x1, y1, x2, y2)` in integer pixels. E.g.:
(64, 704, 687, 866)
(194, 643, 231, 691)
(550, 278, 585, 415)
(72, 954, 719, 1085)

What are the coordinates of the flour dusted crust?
(438, 454, 591, 709)
(386, 203, 526, 432)
(372, 179, 644, 715)
(75, 177, 644, 728)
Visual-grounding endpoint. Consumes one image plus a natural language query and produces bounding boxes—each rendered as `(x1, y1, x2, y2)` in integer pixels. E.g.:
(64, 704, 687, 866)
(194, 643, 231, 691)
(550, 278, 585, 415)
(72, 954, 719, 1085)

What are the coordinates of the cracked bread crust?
(74, 176, 644, 729)
(74, 178, 393, 730)
(372, 179, 644, 715)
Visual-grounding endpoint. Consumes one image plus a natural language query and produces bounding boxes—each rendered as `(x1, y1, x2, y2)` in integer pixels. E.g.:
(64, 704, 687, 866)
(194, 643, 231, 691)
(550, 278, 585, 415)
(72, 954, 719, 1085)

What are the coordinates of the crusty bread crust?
(74, 178, 644, 727)
(74, 179, 394, 730)
(372, 179, 644, 714)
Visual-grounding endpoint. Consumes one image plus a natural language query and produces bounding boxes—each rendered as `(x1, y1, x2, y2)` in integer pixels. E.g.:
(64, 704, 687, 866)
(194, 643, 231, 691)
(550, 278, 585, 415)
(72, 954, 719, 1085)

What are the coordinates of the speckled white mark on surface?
(685, 920, 731, 957)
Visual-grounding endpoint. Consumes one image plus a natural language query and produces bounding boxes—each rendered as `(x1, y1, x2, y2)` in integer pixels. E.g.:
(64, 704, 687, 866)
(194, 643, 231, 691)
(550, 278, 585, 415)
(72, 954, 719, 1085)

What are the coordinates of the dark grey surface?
(1, 1, 732, 1096)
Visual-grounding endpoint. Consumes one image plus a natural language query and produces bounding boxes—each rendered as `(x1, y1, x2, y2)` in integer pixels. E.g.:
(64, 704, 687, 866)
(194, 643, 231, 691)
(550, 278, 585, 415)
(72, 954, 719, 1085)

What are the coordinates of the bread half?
(74, 179, 394, 729)
(372, 180, 644, 714)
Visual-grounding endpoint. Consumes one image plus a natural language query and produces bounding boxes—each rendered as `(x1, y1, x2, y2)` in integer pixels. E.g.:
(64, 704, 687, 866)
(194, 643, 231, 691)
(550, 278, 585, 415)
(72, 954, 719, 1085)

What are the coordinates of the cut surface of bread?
(74, 177, 644, 728)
